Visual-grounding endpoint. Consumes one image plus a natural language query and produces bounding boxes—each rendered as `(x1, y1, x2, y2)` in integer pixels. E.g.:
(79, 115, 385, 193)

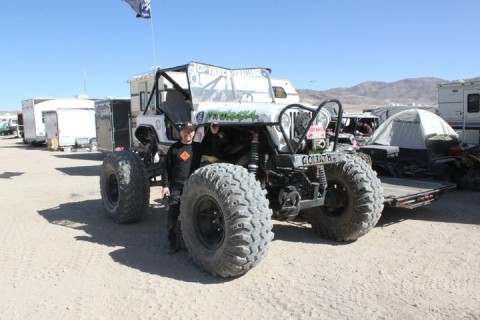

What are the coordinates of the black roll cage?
(140, 63, 343, 156)
(142, 64, 191, 132)
(278, 100, 343, 155)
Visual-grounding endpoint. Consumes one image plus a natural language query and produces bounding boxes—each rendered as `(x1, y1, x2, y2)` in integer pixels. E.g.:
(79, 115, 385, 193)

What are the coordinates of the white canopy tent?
(370, 109, 458, 149)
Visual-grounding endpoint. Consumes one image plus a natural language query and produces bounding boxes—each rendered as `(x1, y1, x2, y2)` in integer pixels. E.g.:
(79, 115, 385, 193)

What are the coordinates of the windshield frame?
(186, 62, 274, 104)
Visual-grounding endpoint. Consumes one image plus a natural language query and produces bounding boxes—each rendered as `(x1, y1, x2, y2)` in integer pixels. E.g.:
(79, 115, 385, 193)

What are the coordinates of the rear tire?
(100, 151, 150, 223)
(304, 154, 383, 241)
(180, 163, 273, 277)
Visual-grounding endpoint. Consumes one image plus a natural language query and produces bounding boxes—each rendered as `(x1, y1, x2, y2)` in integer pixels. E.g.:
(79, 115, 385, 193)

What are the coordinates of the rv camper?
(271, 78, 300, 104)
(44, 108, 96, 149)
(94, 98, 132, 152)
(22, 98, 95, 144)
(438, 80, 480, 144)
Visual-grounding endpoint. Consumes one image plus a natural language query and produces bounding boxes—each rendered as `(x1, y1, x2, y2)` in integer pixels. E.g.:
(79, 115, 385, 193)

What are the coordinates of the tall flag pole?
(150, 11, 157, 68)
(123, 0, 157, 68)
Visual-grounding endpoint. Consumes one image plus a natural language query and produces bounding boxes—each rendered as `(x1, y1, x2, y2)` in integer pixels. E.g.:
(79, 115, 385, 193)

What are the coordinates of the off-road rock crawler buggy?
(100, 62, 383, 277)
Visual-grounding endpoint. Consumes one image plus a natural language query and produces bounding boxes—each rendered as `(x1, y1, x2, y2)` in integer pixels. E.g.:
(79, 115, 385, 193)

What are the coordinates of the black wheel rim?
(106, 172, 119, 205)
(194, 195, 225, 250)
(324, 179, 349, 217)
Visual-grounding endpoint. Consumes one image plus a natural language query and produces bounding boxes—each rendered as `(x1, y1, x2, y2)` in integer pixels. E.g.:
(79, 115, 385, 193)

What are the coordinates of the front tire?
(304, 154, 383, 241)
(180, 163, 273, 277)
(100, 151, 150, 223)
(355, 151, 372, 167)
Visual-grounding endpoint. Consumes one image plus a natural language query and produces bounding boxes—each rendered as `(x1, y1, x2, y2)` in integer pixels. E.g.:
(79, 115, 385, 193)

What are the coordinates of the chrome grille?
(289, 110, 313, 138)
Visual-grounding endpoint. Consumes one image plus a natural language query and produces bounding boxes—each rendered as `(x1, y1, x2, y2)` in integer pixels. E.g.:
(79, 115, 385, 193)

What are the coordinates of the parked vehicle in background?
(44, 108, 96, 149)
(17, 113, 23, 138)
(328, 113, 380, 146)
(455, 144, 480, 190)
(0, 114, 20, 137)
(0, 122, 14, 135)
(94, 98, 132, 152)
(360, 109, 458, 199)
(22, 98, 94, 145)
(271, 78, 300, 104)
(438, 80, 480, 145)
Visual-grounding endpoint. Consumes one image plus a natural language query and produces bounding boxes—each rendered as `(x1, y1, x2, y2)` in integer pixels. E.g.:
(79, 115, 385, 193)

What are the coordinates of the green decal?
(206, 110, 259, 122)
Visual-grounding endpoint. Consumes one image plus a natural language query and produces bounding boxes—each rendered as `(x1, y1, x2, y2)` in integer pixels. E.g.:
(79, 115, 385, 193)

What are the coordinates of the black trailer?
(94, 99, 131, 152)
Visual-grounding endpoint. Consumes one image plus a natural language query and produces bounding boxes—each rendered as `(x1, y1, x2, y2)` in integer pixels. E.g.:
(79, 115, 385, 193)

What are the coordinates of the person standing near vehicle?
(161, 121, 220, 254)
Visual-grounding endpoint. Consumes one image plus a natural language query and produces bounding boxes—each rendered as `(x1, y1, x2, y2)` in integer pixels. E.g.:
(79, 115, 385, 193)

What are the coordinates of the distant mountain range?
(298, 76, 480, 113)
(2, 76, 479, 115)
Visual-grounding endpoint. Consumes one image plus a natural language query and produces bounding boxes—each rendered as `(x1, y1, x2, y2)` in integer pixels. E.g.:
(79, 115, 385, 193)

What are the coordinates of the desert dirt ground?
(0, 136, 479, 320)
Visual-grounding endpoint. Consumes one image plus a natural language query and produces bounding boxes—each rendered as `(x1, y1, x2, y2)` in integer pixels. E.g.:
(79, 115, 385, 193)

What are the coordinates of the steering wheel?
(242, 93, 254, 102)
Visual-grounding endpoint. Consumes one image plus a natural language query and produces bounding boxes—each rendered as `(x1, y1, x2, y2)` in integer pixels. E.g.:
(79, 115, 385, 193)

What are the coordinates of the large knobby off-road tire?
(355, 151, 372, 167)
(100, 151, 150, 223)
(304, 154, 384, 241)
(180, 163, 273, 277)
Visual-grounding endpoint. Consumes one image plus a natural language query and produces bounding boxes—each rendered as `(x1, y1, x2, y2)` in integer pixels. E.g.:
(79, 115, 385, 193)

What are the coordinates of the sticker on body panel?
(206, 110, 259, 122)
(307, 125, 326, 139)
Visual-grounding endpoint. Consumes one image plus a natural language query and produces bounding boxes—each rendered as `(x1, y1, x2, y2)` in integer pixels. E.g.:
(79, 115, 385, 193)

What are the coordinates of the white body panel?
(44, 108, 96, 147)
(135, 114, 175, 145)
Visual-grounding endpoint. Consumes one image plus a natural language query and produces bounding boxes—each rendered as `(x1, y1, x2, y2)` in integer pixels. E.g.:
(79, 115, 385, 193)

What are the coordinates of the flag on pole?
(124, 0, 151, 19)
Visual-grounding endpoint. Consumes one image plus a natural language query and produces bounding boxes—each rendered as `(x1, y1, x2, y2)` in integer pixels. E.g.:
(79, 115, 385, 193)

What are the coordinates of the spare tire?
(180, 163, 273, 277)
(100, 151, 150, 223)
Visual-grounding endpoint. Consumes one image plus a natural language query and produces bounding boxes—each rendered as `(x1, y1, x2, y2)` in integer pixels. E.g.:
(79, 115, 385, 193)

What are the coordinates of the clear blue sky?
(1, 0, 479, 111)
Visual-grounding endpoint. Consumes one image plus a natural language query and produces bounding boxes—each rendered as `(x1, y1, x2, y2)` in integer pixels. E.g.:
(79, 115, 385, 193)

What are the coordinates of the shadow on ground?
(38, 198, 227, 283)
(53, 152, 105, 176)
(0, 171, 24, 179)
(37, 191, 478, 282)
(54, 152, 106, 161)
(55, 165, 101, 177)
(0, 144, 29, 149)
(272, 220, 347, 246)
(37, 198, 341, 282)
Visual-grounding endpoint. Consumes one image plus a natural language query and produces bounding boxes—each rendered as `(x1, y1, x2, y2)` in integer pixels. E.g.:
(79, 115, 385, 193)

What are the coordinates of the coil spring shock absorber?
(317, 165, 328, 194)
(248, 131, 259, 177)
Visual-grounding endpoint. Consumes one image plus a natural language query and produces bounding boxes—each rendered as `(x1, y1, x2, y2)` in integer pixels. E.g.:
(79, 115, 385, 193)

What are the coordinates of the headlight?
(315, 109, 331, 127)
(280, 113, 291, 131)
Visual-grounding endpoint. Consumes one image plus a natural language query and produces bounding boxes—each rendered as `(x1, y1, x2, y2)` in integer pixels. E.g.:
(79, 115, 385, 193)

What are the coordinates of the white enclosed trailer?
(22, 98, 95, 144)
(438, 81, 480, 144)
(44, 108, 96, 148)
